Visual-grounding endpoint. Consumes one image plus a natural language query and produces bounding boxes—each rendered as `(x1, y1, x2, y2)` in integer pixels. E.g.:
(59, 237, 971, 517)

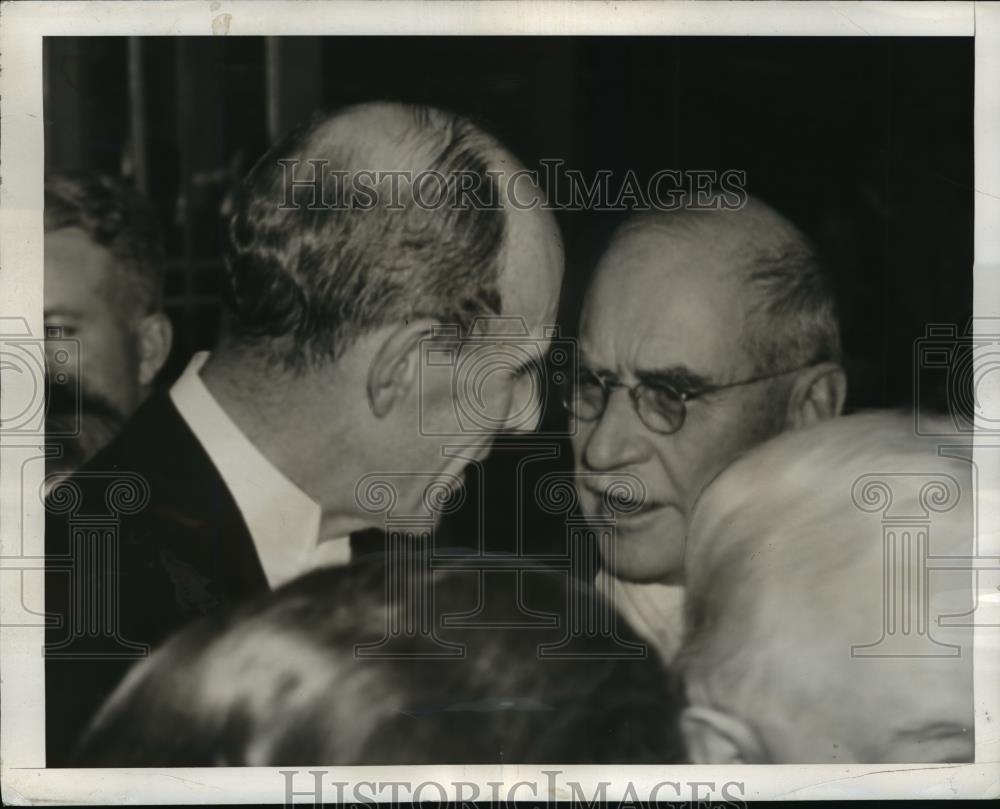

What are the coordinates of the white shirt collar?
(595, 573, 685, 666)
(169, 352, 350, 588)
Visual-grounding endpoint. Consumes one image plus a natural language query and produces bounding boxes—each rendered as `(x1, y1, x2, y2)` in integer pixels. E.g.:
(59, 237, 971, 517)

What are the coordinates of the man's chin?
(45, 436, 92, 478)
(45, 412, 126, 479)
(597, 515, 686, 584)
(603, 556, 682, 585)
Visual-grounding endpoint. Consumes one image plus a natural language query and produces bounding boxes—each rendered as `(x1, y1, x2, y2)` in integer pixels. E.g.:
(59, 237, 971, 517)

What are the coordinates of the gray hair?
(76, 561, 683, 766)
(742, 235, 841, 374)
(224, 101, 536, 371)
(615, 196, 841, 375)
(45, 172, 166, 316)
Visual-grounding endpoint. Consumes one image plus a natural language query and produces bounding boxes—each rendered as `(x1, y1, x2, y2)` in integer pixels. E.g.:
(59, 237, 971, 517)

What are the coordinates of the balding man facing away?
(45, 102, 564, 763)
(679, 412, 974, 764)
(563, 196, 846, 662)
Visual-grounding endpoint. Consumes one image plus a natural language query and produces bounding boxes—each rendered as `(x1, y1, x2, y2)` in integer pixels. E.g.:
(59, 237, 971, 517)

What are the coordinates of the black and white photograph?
(1, 1, 998, 804)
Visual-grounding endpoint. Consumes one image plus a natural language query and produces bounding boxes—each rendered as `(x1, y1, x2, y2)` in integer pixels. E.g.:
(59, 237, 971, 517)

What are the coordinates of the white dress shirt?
(170, 352, 350, 589)
(596, 573, 685, 666)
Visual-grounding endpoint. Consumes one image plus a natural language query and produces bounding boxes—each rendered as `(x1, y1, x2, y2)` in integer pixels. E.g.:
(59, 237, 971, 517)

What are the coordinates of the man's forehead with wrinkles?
(579, 215, 756, 382)
(619, 199, 807, 258)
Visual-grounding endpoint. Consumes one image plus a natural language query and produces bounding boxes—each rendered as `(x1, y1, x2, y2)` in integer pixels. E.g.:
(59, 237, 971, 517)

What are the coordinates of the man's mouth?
(581, 485, 665, 518)
(46, 380, 126, 428)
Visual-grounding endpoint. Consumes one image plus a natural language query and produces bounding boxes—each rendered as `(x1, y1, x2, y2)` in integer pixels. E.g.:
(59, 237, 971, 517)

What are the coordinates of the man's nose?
(580, 389, 649, 471)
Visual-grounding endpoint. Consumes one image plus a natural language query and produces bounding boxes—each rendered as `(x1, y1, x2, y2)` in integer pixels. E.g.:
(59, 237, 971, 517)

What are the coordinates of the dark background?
(44, 36, 974, 556)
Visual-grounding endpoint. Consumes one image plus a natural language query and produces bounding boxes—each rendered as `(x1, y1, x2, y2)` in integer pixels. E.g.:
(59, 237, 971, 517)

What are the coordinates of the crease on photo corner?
(1, 781, 36, 808)
(775, 762, 976, 798)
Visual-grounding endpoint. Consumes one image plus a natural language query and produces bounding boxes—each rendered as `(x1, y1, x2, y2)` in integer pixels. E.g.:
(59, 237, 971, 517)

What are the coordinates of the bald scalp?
(615, 197, 801, 258)
(313, 103, 561, 329)
(606, 196, 841, 376)
(680, 411, 973, 716)
(224, 101, 550, 371)
(304, 102, 509, 184)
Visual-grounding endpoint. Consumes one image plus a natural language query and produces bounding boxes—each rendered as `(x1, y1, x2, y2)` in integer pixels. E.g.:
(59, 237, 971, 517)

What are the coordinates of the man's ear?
(680, 705, 766, 764)
(136, 312, 173, 388)
(366, 319, 438, 419)
(784, 361, 846, 429)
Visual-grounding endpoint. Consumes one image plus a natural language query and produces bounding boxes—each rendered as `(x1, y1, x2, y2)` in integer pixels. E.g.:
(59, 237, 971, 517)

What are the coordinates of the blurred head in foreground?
(678, 411, 974, 764)
(76, 561, 683, 765)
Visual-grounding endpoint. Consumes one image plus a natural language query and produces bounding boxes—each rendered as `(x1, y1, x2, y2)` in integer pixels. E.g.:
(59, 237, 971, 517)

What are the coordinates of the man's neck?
(198, 352, 370, 539)
(200, 352, 299, 472)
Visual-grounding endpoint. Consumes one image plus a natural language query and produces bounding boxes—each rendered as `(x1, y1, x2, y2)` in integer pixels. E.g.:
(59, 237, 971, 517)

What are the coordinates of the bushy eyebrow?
(636, 366, 713, 392)
(578, 357, 714, 392)
(577, 354, 614, 379)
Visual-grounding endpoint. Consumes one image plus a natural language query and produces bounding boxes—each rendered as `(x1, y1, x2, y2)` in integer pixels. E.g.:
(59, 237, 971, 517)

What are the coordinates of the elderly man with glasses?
(563, 194, 846, 663)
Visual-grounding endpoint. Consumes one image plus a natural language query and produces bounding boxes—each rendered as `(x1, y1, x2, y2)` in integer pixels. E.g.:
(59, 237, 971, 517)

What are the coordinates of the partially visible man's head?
(75, 562, 683, 766)
(44, 173, 173, 476)
(215, 102, 564, 519)
(679, 412, 974, 764)
(570, 196, 845, 583)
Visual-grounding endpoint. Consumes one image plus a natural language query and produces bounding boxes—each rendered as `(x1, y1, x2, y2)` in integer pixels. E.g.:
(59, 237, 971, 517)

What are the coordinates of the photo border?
(1, 1, 996, 803)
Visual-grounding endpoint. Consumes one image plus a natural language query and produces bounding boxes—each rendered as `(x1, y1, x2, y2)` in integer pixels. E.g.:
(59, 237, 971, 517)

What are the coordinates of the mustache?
(46, 376, 129, 474)
(45, 375, 126, 426)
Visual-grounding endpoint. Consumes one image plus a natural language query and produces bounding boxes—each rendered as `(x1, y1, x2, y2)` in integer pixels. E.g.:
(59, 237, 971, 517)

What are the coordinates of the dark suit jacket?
(45, 391, 270, 766)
